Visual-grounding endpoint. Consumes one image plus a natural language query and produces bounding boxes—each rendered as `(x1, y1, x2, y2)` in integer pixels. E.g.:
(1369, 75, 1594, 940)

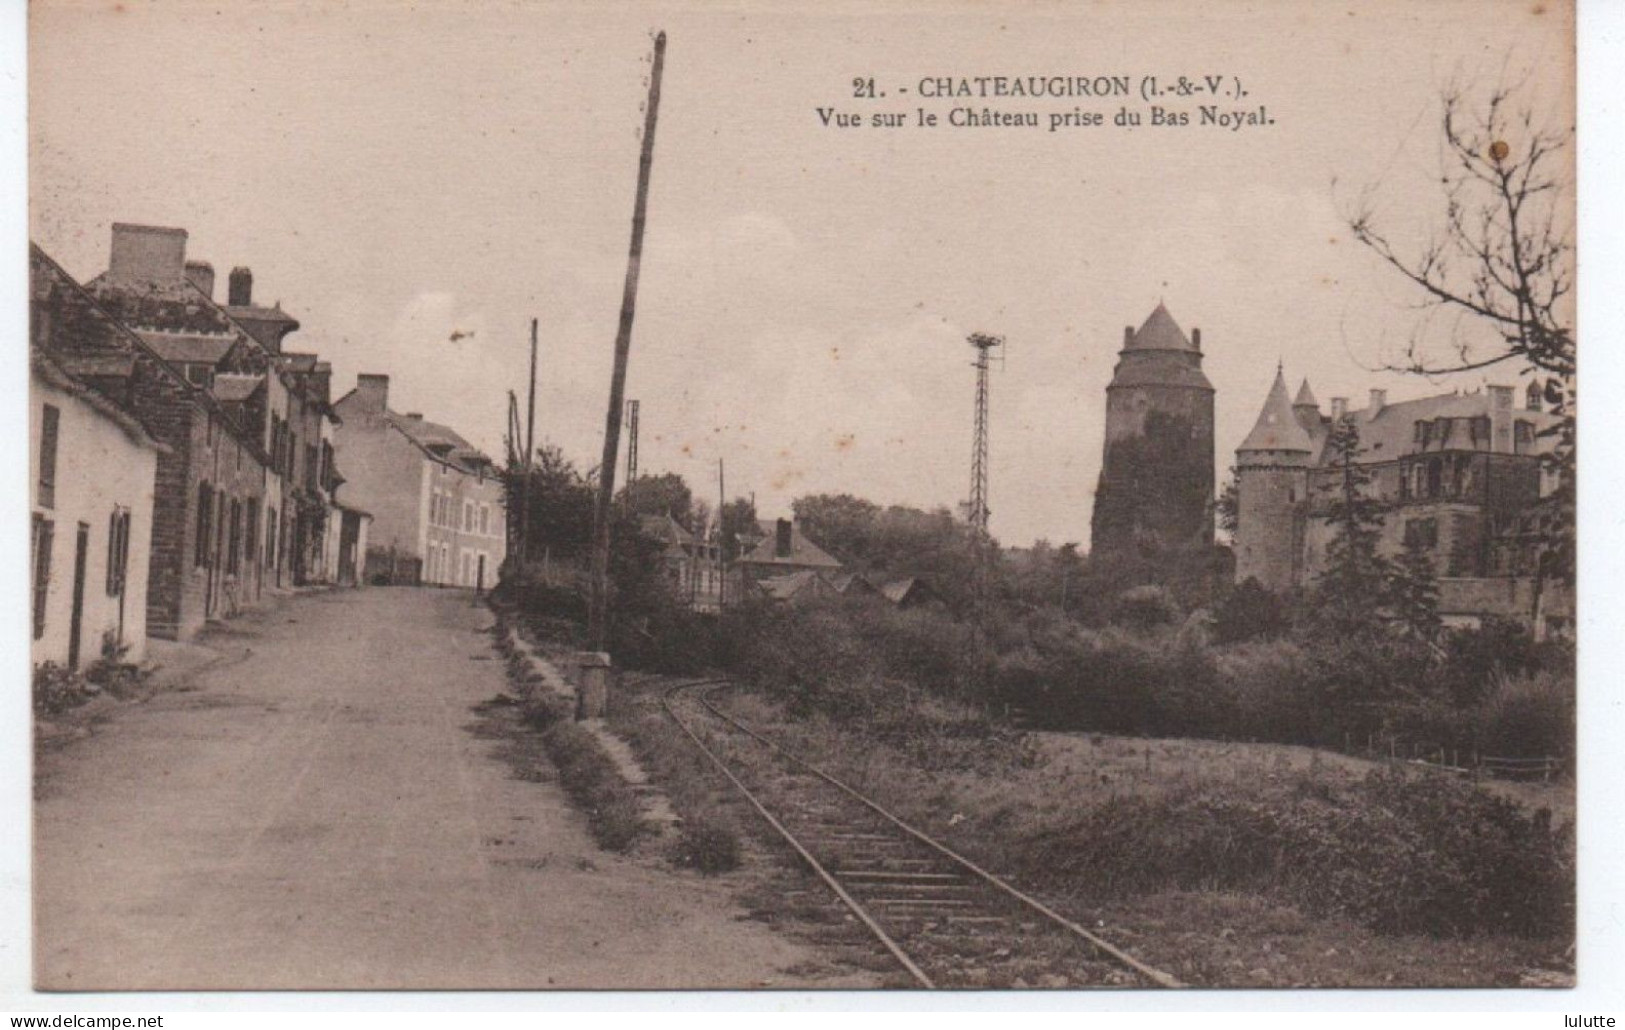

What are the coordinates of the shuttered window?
(38, 404, 59, 509)
(32, 514, 54, 640)
(106, 507, 131, 596)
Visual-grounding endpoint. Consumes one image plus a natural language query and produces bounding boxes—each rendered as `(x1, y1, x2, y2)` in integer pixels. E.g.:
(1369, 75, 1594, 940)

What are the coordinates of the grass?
(700, 685, 1574, 988)
(492, 614, 652, 854)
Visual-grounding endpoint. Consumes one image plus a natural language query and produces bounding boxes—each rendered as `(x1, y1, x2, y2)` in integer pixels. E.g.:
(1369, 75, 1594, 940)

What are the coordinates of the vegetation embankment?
(489, 612, 650, 853)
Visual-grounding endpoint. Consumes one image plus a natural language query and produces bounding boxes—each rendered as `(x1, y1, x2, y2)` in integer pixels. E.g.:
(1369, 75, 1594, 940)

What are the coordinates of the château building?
(1233, 369, 1571, 636)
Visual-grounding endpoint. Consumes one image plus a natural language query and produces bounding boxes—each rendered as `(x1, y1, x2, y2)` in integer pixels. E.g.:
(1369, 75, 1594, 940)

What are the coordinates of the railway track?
(662, 679, 1184, 990)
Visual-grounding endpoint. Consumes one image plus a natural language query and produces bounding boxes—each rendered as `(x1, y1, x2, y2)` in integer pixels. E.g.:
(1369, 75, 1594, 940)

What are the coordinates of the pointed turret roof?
(1238, 368, 1314, 453)
(1124, 301, 1197, 353)
(1293, 378, 1319, 409)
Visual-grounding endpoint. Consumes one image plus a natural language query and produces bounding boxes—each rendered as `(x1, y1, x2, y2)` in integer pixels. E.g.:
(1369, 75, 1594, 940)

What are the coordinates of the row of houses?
(30, 222, 512, 674)
(28, 224, 373, 669)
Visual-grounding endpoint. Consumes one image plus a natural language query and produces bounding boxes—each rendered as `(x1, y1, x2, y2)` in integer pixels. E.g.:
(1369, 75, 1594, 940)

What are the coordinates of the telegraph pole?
(522, 317, 539, 568)
(717, 457, 726, 609)
(589, 30, 666, 652)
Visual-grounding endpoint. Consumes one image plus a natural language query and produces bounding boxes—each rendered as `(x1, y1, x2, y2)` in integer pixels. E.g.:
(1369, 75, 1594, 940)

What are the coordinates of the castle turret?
(1090, 302, 1216, 556)
(1292, 378, 1322, 433)
(1233, 367, 1313, 591)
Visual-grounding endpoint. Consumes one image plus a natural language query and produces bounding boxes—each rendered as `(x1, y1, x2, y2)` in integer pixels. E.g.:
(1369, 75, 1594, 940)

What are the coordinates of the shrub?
(1473, 668, 1574, 762)
(669, 819, 743, 874)
(1008, 766, 1572, 938)
(33, 662, 91, 716)
(1114, 584, 1180, 629)
(1211, 577, 1290, 643)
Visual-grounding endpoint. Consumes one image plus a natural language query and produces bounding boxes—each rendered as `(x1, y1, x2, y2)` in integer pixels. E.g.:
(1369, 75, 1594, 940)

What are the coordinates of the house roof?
(1238, 367, 1315, 454)
(1317, 389, 1561, 464)
(135, 329, 239, 366)
(756, 569, 824, 601)
(212, 373, 264, 403)
(737, 522, 844, 569)
(32, 243, 268, 464)
(876, 576, 929, 605)
(56, 353, 136, 379)
(639, 513, 697, 547)
(31, 346, 168, 454)
(1123, 302, 1197, 354)
(382, 411, 495, 475)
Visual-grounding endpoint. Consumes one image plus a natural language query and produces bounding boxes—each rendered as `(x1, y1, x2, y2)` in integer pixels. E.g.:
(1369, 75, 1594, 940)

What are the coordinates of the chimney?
(1191, 327, 1202, 352)
(1367, 389, 1386, 420)
(107, 223, 188, 286)
(775, 518, 793, 559)
(404, 413, 424, 421)
(1331, 397, 1348, 420)
(354, 373, 390, 414)
(228, 266, 253, 306)
(1488, 384, 1515, 452)
(184, 260, 215, 299)
(1123, 326, 1134, 349)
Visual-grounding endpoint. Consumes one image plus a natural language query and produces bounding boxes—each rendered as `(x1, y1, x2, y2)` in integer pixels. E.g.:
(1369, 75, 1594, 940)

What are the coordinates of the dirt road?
(34, 588, 858, 990)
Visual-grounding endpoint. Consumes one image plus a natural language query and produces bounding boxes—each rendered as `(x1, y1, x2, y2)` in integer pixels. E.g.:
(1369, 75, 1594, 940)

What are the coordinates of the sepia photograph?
(18, 0, 1588, 998)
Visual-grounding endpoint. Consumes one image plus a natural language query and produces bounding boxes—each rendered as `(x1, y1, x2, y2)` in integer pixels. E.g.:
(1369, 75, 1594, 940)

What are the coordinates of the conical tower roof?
(1238, 368, 1314, 453)
(1123, 301, 1197, 353)
(1293, 378, 1319, 409)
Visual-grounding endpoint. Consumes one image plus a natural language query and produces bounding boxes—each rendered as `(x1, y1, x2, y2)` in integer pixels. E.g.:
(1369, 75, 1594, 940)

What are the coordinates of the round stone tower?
(1232, 368, 1317, 591)
(1090, 303, 1216, 556)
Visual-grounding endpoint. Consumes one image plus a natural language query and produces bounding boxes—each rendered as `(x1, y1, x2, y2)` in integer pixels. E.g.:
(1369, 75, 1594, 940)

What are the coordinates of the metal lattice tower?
(966, 333, 1003, 537)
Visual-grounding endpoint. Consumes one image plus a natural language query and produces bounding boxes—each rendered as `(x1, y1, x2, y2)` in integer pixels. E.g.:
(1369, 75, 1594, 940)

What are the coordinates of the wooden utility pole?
(589, 30, 666, 651)
(515, 319, 539, 570)
(717, 457, 726, 609)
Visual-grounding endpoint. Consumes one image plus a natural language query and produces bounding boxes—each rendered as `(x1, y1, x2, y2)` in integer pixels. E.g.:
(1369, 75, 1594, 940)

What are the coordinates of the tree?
(1388, 535, 1443, 645)
(504, 443, 595, 562)
(1312, 417, 1393, 634)
(619, 472, 696, 529)
(1216, 467, 1240, 538)
(719, 496, 758, 562)
(1346, 76, 1574, 584)
(791, 493, 880, 565)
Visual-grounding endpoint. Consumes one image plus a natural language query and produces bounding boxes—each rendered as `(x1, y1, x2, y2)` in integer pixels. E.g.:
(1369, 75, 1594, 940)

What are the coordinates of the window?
(38, 403, 59, 509)
(1404, 518, 1439, 550)
(464, 501, 474, 532)
(32, 514, 53, 640)
(245, 499, 259, 574)
(479, 505, 489, 535)
(106, 507, 131, 596)
(265, 506, 277, 568)
(227, 498, 243, 575)
(195, 482, 214, 567)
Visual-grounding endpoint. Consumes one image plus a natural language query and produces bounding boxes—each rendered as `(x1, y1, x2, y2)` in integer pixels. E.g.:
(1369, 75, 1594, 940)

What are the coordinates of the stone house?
(30, 346, 164, 668)
(331, 374, 506, 587)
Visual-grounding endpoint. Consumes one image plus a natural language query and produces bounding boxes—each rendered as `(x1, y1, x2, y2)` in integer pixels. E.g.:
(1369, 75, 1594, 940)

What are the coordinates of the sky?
(28, 0, 1572, 548)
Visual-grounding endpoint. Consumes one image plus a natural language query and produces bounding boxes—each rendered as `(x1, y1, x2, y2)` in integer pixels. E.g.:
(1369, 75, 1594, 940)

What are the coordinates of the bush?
(1009, 766, 1572, 938)
(1114, 584, 1180, 629)
(1473, 669, 1574, 762)
(1211, 578, 1290, 643)
(33, 662, 91, 716)
(669, 819, 743, 874)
